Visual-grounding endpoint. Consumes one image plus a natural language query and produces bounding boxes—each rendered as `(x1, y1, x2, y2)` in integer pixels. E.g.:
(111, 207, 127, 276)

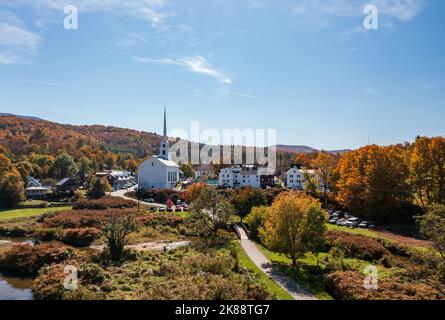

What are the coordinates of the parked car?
(159, 206, 166, 212)
(166, 208, 173, 212)
(182, 203, 189, 211)
(175, 205, 183, 212)
(336, 219, 347, 226)
(329, 217, 339, 224)
(344, 213, 355, 219)
(144, 198, 154, 203)
(358, 221, 376, 229)
(345, 218, 360, 228)
(134, 187, 138, 192)
(332, 211, 343, 218)
(149, 207, 157, 212)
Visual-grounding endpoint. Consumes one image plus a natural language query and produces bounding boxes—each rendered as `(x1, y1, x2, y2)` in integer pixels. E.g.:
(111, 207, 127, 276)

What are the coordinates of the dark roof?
(56, 178, 71, 186)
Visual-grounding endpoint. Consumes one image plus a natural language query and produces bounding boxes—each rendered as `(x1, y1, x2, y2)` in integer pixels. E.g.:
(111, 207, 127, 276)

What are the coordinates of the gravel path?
(235, 224, 316, 300)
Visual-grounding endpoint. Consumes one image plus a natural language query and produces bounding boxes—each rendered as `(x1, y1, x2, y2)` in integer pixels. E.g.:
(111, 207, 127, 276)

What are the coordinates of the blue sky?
(0, 0, 444, 150)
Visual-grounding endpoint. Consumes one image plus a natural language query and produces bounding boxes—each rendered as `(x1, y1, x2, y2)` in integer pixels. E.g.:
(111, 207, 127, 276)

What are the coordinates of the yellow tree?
(335, 145, 411, 221)
(410, 137, 445, 205)
(260, 192, 326, 267)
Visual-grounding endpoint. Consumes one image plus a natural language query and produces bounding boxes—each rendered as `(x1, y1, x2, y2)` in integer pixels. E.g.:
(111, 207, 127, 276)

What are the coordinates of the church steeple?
(159, 106, 169, 160)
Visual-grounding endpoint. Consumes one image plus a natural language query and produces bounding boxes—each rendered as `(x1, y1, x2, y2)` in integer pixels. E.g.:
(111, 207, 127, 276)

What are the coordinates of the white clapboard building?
(138, 108, 180, 190)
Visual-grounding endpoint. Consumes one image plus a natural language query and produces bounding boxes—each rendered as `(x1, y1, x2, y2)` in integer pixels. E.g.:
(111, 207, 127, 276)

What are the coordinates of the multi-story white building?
(195, 164, 215, 180)
(284, 167, 321, 190)
(219, 165, 277, 189)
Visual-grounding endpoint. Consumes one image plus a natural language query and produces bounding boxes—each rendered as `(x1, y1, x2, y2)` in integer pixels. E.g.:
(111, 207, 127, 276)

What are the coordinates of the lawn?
(326, 224, 430, 250)
(257, 245, 333, 300)
(234, 242, 294, 300)
(0, 206, 72, 221)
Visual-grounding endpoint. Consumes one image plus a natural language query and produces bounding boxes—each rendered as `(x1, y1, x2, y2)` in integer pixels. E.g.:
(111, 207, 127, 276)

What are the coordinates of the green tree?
(245, 206, 269, 242)
(103, 215, 138, 261)
(77, 157, 91, 186)
(231, 187, 267, 223)
(53, 152, 77, 179)
(88, 177, 110, 199)
(260, 192, 326, 267)
(180, 163, 194, 179)
(191, 186, 234, 236)
(413, 206, 445, 296)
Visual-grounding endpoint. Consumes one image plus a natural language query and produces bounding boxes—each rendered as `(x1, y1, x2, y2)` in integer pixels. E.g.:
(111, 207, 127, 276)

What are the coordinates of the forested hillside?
(0, 116, 163, 159)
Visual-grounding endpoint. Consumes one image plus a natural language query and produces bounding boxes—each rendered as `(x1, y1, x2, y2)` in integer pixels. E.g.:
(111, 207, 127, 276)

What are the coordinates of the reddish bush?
(43, 209, 132, 229)
(73, 196, 136, 210)
(138, 213, 184, 228)
(60, 228, 101, 247)
(326, 231, 390, 261)
(133, 189, 186, 204)
(0, 243, 76, 275)
(324, 270, 439, 300)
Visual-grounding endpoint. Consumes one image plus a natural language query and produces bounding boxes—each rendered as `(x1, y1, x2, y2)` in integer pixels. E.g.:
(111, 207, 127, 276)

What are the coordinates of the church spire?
(159, 106, 169, 160)
(163, 106, 167, 139)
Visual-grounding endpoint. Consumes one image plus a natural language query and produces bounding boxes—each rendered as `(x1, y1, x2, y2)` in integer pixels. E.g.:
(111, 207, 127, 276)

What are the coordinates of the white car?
(345, 218, 360, 228)
(336, 219, 347, 226)
(344, 213, 355, 219)
(329, 218, 339, 224)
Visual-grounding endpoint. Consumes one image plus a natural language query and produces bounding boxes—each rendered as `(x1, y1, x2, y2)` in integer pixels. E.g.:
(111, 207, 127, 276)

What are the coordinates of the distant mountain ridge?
(275, 144, 350, 155)
(0, 113, 43, 121)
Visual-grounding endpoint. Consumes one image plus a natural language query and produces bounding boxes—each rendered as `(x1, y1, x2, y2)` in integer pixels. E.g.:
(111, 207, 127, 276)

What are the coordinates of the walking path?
(234, 224, 316, 300)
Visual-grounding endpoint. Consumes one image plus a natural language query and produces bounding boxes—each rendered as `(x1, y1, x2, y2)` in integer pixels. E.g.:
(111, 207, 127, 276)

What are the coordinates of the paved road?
(234, 224, 316, 300)
(110, 187, 164, 208)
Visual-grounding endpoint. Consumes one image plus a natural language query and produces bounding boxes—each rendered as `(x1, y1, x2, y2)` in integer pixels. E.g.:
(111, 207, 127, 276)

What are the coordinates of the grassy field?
(234, 242, 294, 300)
(0, 206, 72, 221)
(326, 224, 430, 250)
(257, 245, 334, 300)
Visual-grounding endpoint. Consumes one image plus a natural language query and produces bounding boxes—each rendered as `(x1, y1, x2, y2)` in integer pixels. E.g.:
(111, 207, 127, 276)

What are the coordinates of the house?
(55, 178, 78, 196)
(96, 170, 133, 188)
(195, 164, 215, 180)
(25, 177, 51, 199)
(26, 177, 42, 188)
(138, 108, 180, 190)
(284, 167, 322, 190)
(219, 165, 273, 189)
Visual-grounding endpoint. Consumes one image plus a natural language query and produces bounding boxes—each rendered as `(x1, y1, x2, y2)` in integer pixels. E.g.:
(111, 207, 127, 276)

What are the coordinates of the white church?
(138, 108, 180, 190)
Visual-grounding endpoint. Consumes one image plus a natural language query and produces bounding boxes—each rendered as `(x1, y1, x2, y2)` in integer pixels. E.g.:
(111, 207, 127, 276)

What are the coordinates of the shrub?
(60, 228, 101, 247)
(325, 231, 390, 262)
(32, 264, 67, 300)
(133, 189, 186, 204)
(43, 209, 132, 229)
(34, 227, 61, 241)
(324, 270, 440, 300)
(138, 213, 184, 228)
(73, 196, 136, 210)
(0, 243, 76, 275)
(78, 263, 107, 285)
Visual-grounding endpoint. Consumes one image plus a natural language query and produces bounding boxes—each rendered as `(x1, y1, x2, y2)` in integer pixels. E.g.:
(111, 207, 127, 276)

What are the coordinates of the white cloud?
(133, 55, 232, 84)
(0, 14, 40, 64)
(0, 0, 169, 27)
(226, 90, 257, 99)
(290, 0, 425, 21)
